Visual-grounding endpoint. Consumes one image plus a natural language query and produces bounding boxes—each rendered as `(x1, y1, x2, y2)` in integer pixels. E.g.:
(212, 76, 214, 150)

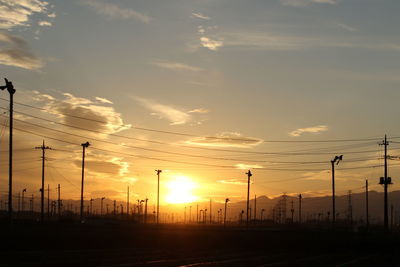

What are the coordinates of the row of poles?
(0, 78, 393, 232)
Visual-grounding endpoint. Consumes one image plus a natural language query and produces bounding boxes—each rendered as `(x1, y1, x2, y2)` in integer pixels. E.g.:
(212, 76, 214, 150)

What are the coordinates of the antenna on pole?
(35, 140, 52, 223)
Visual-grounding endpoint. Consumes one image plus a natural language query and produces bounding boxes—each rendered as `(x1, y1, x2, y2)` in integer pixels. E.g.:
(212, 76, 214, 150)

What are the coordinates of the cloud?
(82, 0, 151, 24)
(289, 125, 329, 137)
(185, 132, 263, 148)
(235, 163, 264, 170)
(188, 108, 209, 114)
(0, 32, 43, 69)
(151, 61, 204, 72)
(0, 0, 49, 29)
(280, 0, 336, 7)
(218, 179, 248, 185)
(95, 96, 113, 104)
(134, 97, 192, 125)
(191, 12, 210, 20)
(38, 20, 51, 26)
(336, 23, 357, 32)
(200, 37, 223, 51)
(33, 91, 131, 136)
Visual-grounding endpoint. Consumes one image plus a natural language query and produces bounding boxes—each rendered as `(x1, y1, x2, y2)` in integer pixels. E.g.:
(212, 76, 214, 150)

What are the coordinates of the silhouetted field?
(0, 220, 399, 266)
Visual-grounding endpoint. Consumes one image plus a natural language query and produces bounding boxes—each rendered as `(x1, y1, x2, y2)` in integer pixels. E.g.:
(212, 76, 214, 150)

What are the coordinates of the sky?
(1, 0, 400, 209)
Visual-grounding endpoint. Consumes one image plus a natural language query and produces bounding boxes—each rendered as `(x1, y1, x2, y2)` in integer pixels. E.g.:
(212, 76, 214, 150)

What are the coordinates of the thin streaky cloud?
(151, 61, 204, 72)
(280, 0, 336, 7)
(38, 21, 52, 26)
(191, 12, 211, 20)
(82, 0, 151, 24)
(235, 163, 264, 170)
(200, 37, 223, 51)
(186, 132, 263, 148)
(188, 108, 209, 114)
(289, 125, 329, 137)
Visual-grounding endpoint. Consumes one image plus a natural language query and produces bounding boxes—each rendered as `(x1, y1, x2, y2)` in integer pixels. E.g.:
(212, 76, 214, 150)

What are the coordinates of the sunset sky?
(1, 0, 400, 208)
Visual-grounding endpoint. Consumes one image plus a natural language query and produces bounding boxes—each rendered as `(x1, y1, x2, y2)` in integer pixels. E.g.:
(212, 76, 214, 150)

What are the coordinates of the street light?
(155, 169, 162, 224)
(331, 155, 343, 226)
(80, 141, 90, 222)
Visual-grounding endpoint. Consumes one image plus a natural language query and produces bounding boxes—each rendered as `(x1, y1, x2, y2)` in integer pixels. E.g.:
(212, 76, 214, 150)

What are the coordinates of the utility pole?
(144, 198, 148, 224)
(113, 200, 116, 216)
(299, 194, 302, 224)
(57, 184, 61, 216)
(366, 179, 369, 229)
(348, 190, 353, 226)
(291, 200, 294, 223)
(209, 199, 212, 224)
(47, 184, 50, 218)
(90, 198, 93, 215)
(331, 155, 343, 226)
(189, 206, 192, 223)
(246, 170, 252, 229)
(224, 198, 229, 227)
(35, 140, 52, 223)
(155, 169, 162, 224)
(1, 78, 15, 222)
(80, 141, 90, 222)
(101, 197, 105, 216)
(254, 194, 257, 222)
(127, 186, 129, 217)
(379, 135, 391, 233)
(22, 188, 26, 212)
(184, 206, 187, 224)
(197, 204, 199, 224)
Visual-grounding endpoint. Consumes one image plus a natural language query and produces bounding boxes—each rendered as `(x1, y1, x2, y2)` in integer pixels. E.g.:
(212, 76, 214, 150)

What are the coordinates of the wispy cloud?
(200, 36, 223, 51)
(289, 125, 329, 137)
(134, 97, 192, 125)
(82, 0, 151, 24)
(218, 178, 248, 185)
(95, 96, 113, 104)
(0, 32, 43, 69)
(151, 61, 204, 72)
(0, 0, 50, 29)
(191, 12, 210, 20)
(38, 20, 52, 26)
(235, 163, 264, 170)
(336, 23, 358, 32)
(185, 132, 263, 148)
(280, 0, 337, 7)
(188, 108, 209, 114)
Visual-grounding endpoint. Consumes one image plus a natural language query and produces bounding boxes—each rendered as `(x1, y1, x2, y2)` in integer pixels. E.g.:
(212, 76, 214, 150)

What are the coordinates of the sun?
(165, 175, 198, 204)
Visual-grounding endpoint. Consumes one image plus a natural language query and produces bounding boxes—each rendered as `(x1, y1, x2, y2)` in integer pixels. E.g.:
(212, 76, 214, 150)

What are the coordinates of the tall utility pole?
(22, 188, 26, 212)
(196, 204, 199, 223)
(101, 197, 105, 216)
(298, 194, 302, 224)
(331, 155, 343, 226)
(35, 140, 52, 223)
(47, 184, 50, 218)
(155, 169, 162, 224)
(379, 135, 391, 233)
(144, 198, 148, 223)
(291, 200, 294, 223)
(1, 78, 15, 222)
(57, 184, 61, 216)
(246, 170, 252, 229)
(80, 141, 90, 222)
(224, 198, 229, 227)
(209, 199, 212, 224)
(254, 194, 257, 222)
(366, 179, 369, 229)
(127, 186, 129, 217)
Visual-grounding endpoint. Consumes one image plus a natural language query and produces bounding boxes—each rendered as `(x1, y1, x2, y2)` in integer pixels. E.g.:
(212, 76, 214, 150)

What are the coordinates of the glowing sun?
(165, 176, 198, 204)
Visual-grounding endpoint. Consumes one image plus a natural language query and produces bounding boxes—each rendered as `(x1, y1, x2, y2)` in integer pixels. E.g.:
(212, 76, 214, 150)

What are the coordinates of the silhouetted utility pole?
(189, 206, 192, 223)
(379, 135, 391, 232)
(254, 194, 257, 222)
(331, 155, 343, 226)
(101, 197, 105, 216)
(57, 184, 61, 216)
(22, 188, 26, 212)
(291, 200, 294, 223)
(348, 190, 353, 226)
(127, 186, 129, 216)
(184, 206, 187, 223)
(80, 141, 90, 222)
(113, 200, 116, 216)
(246, 170, 252, 229)
(0, 78, 15, 222)
(155, 169, 162, 224)
(366, 179, 369, 229)
(144, 198, 148, 224)
(298, 194, 302, 224)
(90, 198, 93, 215)
(47, 184, 50, 217)
(224, 198, 229, 226)
(209, 199, 212, 224)
(196, 204, 199, 223)
(35, 140, 51, 222)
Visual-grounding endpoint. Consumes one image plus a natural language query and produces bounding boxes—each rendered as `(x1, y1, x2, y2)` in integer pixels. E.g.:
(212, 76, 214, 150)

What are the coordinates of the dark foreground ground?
(1, 221, 399, 266)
